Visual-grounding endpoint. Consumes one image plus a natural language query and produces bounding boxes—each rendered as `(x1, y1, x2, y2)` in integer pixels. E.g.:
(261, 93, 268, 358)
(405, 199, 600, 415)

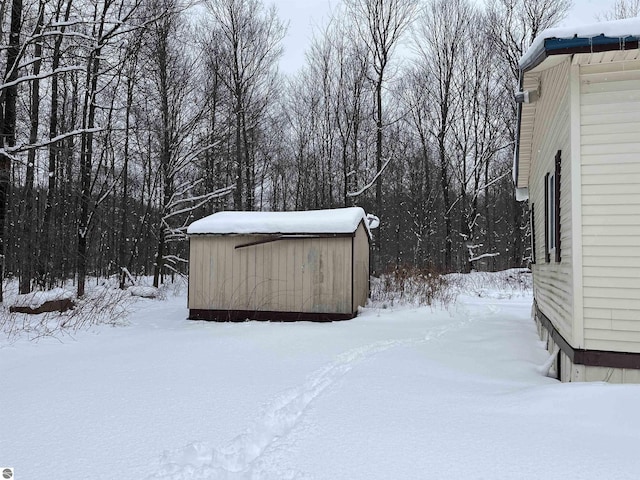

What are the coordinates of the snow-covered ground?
(2, 274, 640, 480)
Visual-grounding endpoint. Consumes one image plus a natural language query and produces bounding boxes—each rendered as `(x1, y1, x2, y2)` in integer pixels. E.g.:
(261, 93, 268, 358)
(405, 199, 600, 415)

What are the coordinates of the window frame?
(547, 172, 556, 255)
(530, 203, 536, 264)
(543, 150, 562, 264)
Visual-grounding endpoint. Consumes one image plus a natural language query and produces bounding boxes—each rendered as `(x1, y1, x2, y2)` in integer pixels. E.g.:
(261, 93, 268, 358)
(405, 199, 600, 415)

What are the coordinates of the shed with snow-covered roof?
(186, 207, 370, 321)
(514, 18, 640, 383)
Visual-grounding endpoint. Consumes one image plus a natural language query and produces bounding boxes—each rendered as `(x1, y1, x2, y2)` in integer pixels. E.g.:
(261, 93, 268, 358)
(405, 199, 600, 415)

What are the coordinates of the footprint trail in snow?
(148, 304, 496, 480)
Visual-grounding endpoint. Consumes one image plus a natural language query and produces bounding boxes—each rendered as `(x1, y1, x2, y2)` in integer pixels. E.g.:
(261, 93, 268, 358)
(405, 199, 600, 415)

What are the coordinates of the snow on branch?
(163, 255, 188, 265)
(162, 263, 185, 275)
(469, 252, 500, 263)
(170, 178, 204, 204)
(472, 172, 511, 202)
(5, 127, 103, 153)
(0, 66, 84, 92)
(447, 172, 511, 216)
(347, 157, 393, 198)
(168, 140, 222, 180)
(163, 185, 235, 221)
(0, 149, 20, 162)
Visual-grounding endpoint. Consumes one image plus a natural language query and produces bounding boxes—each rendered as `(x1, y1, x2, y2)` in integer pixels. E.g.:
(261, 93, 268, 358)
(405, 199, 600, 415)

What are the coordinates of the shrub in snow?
(1, 285, 133, 342)
(369, 267, 532, 309)
(369, 265, 455, 309)
(446, 268, 532, 299)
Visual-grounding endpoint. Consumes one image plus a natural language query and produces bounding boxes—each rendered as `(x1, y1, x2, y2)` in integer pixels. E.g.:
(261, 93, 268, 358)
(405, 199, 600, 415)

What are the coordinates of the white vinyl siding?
(579, 58, 640, 353)
(528, 58, 574, 343)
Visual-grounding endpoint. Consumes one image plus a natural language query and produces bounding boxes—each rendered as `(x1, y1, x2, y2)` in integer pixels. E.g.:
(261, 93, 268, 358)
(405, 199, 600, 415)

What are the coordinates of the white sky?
(272, 0, 620, 75)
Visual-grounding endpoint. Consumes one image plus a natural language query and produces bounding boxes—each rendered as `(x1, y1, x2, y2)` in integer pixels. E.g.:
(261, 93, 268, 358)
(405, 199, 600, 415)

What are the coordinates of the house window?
(544, 150, 562, 263)
(530, 203, 536, 264)
(547, 173, 556, 253)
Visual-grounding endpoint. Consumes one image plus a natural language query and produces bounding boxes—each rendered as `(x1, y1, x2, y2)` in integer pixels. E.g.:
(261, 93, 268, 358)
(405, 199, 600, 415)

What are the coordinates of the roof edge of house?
(514, 33, 640, 196)
(521, 34, 640, 73)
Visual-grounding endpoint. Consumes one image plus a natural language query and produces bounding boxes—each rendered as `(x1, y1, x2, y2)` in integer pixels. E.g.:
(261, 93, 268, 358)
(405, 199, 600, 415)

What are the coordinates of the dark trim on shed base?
(189, 309, 357, 322)
(535, 301, 640, 370)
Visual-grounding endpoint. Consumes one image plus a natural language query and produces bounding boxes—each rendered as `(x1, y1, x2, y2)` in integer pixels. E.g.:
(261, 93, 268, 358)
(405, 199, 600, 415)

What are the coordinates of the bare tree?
(330, 20, 369, 207)
(0, 0, 23, 302)
(18, 0, 46, 294)
(486, 0, 572, 81)
(413, 0, 472, 271)
(598, 0, 640, 20)
(0, 0, 554, 298)
(345, 0, 417, 270)
(400, 70, 439, 267)
(38, 0, 74, 289)
(77, 0, 148, 297)
(486, 0, 571, 266)
(205, 0, 286, 211)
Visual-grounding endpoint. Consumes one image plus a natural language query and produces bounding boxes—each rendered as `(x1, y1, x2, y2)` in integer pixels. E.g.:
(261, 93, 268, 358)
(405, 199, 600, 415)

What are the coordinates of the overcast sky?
(271, 0, 620, 75)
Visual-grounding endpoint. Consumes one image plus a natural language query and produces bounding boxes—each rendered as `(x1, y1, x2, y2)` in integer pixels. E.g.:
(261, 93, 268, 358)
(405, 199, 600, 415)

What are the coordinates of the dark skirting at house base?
(535, 301, 640, 370)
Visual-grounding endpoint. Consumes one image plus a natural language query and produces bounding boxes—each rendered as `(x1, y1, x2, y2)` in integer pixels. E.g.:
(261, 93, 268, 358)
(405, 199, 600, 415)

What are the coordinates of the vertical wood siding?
(580, 59, 640, 353)
(188, 235, 355, 314)
(352, 222, 370, 311)
(529, 58, 574, 343)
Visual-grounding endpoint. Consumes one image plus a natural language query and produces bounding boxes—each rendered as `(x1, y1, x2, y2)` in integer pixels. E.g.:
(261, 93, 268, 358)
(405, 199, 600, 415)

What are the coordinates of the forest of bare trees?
(0, 0, 631, 300)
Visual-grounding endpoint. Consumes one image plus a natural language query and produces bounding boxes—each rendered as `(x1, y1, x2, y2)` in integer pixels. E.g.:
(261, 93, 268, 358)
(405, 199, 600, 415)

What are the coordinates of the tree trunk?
(119, 72, 134, 289)
(438, 136, 452, 272)
(20, 1, 45, 294)
(241, 109, 253, 210)
(234, 92, 243, 210)
(77, 3, 107, 297)
(0, 0, 23, 302)
(153, 19, 173, 288)
(40, 0, 73, 288)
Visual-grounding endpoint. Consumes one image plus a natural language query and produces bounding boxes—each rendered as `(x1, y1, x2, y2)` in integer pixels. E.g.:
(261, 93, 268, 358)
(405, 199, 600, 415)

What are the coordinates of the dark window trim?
(544, 172, 550, 263)
(530, 203, 536, 264)
(554, 150, 562, 262)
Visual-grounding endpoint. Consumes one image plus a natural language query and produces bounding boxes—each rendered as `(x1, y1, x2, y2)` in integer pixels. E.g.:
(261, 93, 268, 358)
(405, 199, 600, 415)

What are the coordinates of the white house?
(514, 18, 640, 382)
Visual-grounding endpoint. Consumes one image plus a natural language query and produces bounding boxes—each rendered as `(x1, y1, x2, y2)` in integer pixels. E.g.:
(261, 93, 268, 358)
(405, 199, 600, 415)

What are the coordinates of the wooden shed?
(514, 18, 640, 382)
(186, 207, 371, 322)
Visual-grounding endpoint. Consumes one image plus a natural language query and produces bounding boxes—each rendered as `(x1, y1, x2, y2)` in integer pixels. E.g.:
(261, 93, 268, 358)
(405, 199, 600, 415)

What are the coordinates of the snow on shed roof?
(187, 207, 370, 237)
(520, 17, 640, 72)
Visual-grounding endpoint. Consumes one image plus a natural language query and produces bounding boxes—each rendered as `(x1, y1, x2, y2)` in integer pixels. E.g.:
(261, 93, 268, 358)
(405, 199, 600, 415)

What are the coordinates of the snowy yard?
(2, 274, 640, 480)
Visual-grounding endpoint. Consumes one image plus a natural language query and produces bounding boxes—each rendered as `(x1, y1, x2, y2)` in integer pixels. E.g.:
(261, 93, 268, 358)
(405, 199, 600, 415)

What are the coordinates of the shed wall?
(529, 58, 574, 344)
(579, 58, 640, 353)
(352, 222, 370, 311)
(189, 235, 354, 315)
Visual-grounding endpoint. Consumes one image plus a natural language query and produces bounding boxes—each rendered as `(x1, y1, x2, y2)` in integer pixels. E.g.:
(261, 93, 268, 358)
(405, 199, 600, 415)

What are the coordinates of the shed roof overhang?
(513, 21, 640, 199)
(187, 207, 373, 240)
